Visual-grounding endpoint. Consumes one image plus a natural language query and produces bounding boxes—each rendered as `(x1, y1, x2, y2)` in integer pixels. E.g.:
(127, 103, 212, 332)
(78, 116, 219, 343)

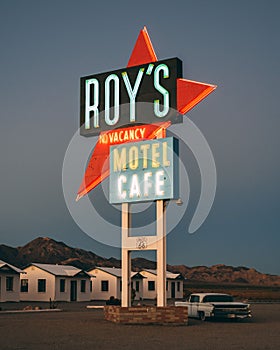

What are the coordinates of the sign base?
(104, 305, 188, 325)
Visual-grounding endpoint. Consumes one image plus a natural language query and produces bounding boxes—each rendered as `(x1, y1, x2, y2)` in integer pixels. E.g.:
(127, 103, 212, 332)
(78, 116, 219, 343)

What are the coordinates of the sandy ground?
(0, 303, 279, 350)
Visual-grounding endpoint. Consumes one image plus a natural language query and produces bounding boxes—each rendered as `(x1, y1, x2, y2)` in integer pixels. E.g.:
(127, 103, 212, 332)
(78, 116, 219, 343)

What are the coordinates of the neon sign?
(80, 58, 182, 136)
(98, 126, 147, 145)
(77, 26, 216, 200)
(109, 137, 178, 204)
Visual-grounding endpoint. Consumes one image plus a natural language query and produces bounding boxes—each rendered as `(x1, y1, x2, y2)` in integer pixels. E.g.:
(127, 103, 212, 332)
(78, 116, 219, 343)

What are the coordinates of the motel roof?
(26, 263, 92, 277)
(140, 269, 185, 280)
(89, 267, 145, 279)
(0, 259, 24, 274)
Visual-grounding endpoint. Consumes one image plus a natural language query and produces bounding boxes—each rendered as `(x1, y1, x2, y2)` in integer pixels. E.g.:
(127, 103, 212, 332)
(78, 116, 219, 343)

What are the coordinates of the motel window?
(6, 276, 14, 291)
(177, 281, 180, 292)
(120, 280, 122, 292)
(38, 279, 46, 293)
(166, 281, 168, 291)
(101, 280, 109, 292)
(60, 279, 66, 293)
(90, 281, 92, 293)
(135, 281, 139, 292)
(148, 281, 155, 291)
(81, 280, 86, 293)
(21, 279, 29, 292)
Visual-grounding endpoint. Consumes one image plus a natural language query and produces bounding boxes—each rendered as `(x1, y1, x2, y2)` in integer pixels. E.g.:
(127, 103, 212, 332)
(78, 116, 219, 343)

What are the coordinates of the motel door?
(171, 282, 176, 298)
(70, 281, 77, 301)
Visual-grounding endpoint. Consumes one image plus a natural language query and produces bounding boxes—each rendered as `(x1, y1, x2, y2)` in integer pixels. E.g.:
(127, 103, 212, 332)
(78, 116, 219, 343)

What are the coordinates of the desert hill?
(1, 237, 279, 287)
(167, 264, 280, 286)
(0, 237, 119, 270)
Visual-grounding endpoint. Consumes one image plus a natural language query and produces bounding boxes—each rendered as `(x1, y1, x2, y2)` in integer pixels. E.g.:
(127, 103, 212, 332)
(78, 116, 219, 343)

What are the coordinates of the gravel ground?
(0, 303, 279, 350)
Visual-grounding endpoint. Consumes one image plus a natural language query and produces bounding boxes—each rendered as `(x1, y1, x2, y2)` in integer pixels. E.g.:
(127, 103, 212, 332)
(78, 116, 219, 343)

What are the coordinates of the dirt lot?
(0, 303, 279, 350)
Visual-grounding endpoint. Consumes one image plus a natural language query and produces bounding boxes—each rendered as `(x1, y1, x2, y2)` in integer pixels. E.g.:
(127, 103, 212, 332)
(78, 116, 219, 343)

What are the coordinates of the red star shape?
(127, 26, 216, 115)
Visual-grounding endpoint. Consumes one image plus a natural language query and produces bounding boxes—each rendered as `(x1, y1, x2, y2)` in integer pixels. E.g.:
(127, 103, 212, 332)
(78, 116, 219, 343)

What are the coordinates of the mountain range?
(1, 237, 279, 286)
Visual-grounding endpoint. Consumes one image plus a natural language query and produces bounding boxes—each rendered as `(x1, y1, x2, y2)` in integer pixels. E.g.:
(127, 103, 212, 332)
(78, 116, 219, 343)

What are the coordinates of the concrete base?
(104, 305, 188, 325)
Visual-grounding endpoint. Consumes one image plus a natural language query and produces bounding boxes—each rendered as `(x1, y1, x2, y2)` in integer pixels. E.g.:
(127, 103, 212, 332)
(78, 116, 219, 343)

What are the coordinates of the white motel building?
(20, 263, 92, 302)
(88, 267, 145, 301)
(0, 261, 184, 303)
(0, 260, 24, 302)
(140, 269, 184, 300)
(89, 267, 184, 301)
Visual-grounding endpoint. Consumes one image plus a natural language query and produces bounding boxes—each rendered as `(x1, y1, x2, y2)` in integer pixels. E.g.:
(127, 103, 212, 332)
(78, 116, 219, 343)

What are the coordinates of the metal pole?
(156, 199, 167, 307)
(121, 202, 131, 307)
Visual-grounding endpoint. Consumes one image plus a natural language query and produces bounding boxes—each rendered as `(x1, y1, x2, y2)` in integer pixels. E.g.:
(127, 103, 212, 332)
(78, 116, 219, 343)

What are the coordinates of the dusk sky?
(1, 1, 279, 275)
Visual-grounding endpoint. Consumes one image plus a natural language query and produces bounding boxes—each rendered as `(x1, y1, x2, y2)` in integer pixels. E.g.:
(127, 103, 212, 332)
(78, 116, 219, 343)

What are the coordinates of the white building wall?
(116, 278, 121, 300)
(0, 273, 21, 302)
(140, 271, 184, 300)
(166, 280, 171, 299)
(76, 278, 91, 302)
(54, 277, 90, 302)
(54, 277, 70, 302)
(20, 266, 55, 302)
(131, 279, 143, 301)
(89, 269, 119, 300)
(166, 280, 183, 299)
(140, 271, 157, 300)
(177, 280, 183, 299)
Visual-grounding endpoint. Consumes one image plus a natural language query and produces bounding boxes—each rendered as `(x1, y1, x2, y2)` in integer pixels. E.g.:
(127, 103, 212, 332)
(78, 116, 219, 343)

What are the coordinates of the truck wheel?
(199, 312, 206, 321)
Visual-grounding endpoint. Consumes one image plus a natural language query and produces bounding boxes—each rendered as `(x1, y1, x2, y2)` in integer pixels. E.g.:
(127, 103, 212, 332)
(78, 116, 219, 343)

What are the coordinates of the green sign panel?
(109, 137, 178, 204)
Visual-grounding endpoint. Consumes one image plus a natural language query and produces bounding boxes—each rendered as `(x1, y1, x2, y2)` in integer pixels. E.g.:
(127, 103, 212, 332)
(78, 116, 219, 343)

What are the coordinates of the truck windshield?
(202, 295, 234, 303)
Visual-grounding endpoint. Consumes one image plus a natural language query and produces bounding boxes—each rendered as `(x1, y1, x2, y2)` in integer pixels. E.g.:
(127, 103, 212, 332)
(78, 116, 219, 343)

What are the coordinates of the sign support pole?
(121, 202, 131, 307)
(156, 199, 167, 307)
(156, 125, 167, 307)
(120, 127, 168, 308)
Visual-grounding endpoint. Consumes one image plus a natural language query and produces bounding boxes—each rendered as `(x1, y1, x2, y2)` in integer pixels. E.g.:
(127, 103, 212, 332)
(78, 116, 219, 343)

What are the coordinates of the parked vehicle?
(175, 293, 251, 321)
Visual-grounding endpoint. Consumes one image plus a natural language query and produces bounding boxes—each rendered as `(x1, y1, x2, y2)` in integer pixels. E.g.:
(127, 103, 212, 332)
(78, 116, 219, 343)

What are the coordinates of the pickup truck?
(175, 293, 251, 321)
